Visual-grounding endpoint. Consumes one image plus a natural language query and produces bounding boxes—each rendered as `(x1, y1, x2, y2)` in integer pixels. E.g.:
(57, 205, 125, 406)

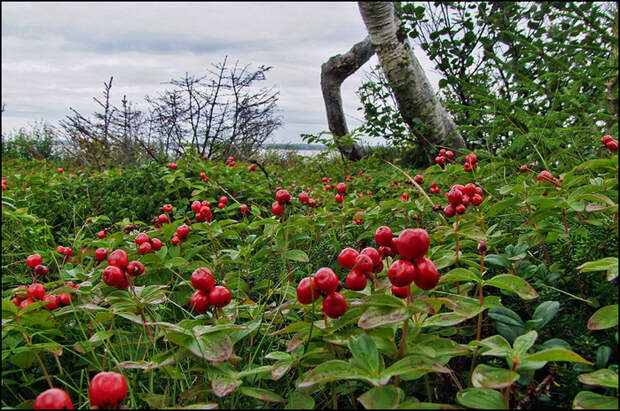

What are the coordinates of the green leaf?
(475, 335, 513, 358)
(239, 387, 285, 403)
(488, 307, 524, 327)
(578, 369, 618, 389)
(358, 306, 409, 330)
(471, 364, 519, 389)
(211, 377, 242, 397)
(298, 360, 370, 388)
(186, 332, 232, 363)
(440, 268, 481, 283)
(423, 312, 468, 327)
(531, 301, 559, 330)
(348, 334, 381, 375)
(513, 331, 538, 358)
(382, 355, 450, 378)
(286, 392, 315, 409)
(484, 274, 538, 300)
(588, 305, 618, 330)
(456, 388, 506, 409)
(573, 391, 619, 409)
(358, 385, 404, 409)
(578, 257, 618, 281)
(285, 249, 309, 263)
(2, 298, 18, 317)
(484, 254, 512, 268)
(522, 348, 593, 365)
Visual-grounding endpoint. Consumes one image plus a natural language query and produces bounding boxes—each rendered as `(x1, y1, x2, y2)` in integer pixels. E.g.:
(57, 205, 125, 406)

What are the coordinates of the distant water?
(259, 146, 335, 158)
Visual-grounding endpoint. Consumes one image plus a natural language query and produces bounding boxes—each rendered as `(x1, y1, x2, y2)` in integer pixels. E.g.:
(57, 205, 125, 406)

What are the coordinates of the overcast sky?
(1, 2, 443, 145)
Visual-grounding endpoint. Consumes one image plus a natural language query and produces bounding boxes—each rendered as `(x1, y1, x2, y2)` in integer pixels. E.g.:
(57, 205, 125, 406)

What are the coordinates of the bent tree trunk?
(321, 37, 375, 161)
(358, 2, 466, 151)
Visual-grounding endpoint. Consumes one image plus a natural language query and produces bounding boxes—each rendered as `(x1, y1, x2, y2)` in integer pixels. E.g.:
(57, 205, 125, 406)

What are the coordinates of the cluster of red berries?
(55, 245, 74, 257)
(191, 200, 214, 222)
(247, 163, 257, 172)
(27, 253, 49, 278)
(123, 223, 140, 234)
(463, 153, 478, 172)
(134, 232, 163, 254)
(519, 163, 536, 173)
(2, 177, 7, 191)
(34, 370, 127, 409)
(536, 170, 561, 187)
(352, 211, 364, 225)
(217, 196, 228, 209)
(172, 224, 190, 246)
(102, 249, 145, 290)
(225, 156, 236, 167)
(334, 182, 347, 203)
(168, 163, 177, 170)
(443, 183, 484, 217)
(189, 267, 232, 313)
(414, 174, 424, 184)
(435, 148, 455, 165)
(601, 135, 618, 152)
(298, 191, 317, 207)
(296, 268, 347, 319)
(150, 204, 173, 228)
(375, 226, 440, 295)
(429, 182, 440, 194)
(272, 189, 291, 216)
(338, 246, 384, 291)
(199, 172, 209, 182)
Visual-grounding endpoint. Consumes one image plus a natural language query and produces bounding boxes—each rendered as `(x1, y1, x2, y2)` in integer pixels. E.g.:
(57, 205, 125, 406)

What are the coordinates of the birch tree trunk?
(358, 2, 466, 150)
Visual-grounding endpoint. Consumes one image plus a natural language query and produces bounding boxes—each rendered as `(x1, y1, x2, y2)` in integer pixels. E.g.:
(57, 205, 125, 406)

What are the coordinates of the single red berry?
(219, 196, 228, 204)
(322, 291, 347, 319)
(391, 284, 410, 299)
(190, 290, 210, 313)
(520, 165, 528, 173)
(447, 187, 463, 206)
(337, 248, 359, 270)
(413, 257, 440, 290)
(191, 267, 215, 292)
(103, 266, 125, 288)
(275, 189, 291, 205)
(397, 228, 430, 261)
(57, 168, 64, 174)
(34, 388, 73, 410)
(108, 249, 129, 269)
(298, 192, 309, 203)
(158, 214, 170, 223)
(27, 254, 43, 269)
(461, 194, 471, 207)
(150, 238, 162, 251)
(346, 270, 367, 291)
(471, 194, 483, 206)
(162, 204, 173, 213)
(240, 204, 249, 214)
(43, 295, 58, 310)
(445, 150, 454, 159)
(378, 245, 393, 258)
(372, 260, 384, 274)
(314, 267, 339, 293)
(172, 235, 180, 245)
(456, 204, 466, 214)
(19, 298, 34, 309)
(336, 183, 347, 193)
(374, 226, 393, 247)
(297, 277, 320, 304)
(388, 259, 416, 287)
(601, 135, 613, 144)
(444, 204, 456, 218)
(209, 286, 232, 307)
(354, 254, 374, 275)
(97, 231, 106, 239)
(34, 264, 48, 276)
(191, 201, 202, 213)
(168, 163, 177, 170)
(414, 174, 423, 184)
(177, 224, 190, 239)
(606, 140, 618, 152)
(477, 241, 487, 254)
(88, 371, 128, 409)
(360, 247, 381, 267)
(126, 261, 145, 277)
(95, 248, 108, 262)
(57, 293, 71, 306)
(272, 201, 284, 216)
(138, 241, 152, 255)
(28, 283, 46, 301)
(334, 193, 344, 203)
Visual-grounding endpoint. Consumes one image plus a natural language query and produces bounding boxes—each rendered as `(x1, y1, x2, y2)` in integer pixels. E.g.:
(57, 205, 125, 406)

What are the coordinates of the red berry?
(138, 241, 152, 255)
(414, 174, 423, 184)
(414, 257, 439, 290)
(126, 261, 145, 277)
(209, 286, 232, 307)
(191, 201, 202, 213)
(34, 264, 48, 276)
(447, 187, 463, 206)
(439, 149, 446, 155)
(297, 277, 320, 304)
(374, 226, 393, 246)
(378, 245, 394, 258)
(191, 267, 215, 292)
(334, 193, 344, 203)
(444, 204, 456, 218)
(27, 254, 43, 269)
(34, 388, 73, 410)
(57, 293, 71, 306)
(298, 192, 309, 203)
(162, 204, 173, 213)
(168, 163, 177, 170)
(240, 204, 249, 214)
(336, 183, 347, 193)
(190, 290, 210, 313)
(159, 214, 170, 223)
(272, 201, 284, 216)
(28, 283, 46, 301)
(57, 168, 64, 174)
(150, 238, 163, 251)
(88, 371, 127, 409)
(606, 140, 618, 152)
(172, 235, 180, 245)
(323, 292, 347, 319)
(372, 260, 384, 274)
(601, 135, 613, 144)
(97, 231, 106, 239)
(43, 295, 58, 310)
(275, 189, 291, 205)
(346, 270, 367, 291)
(445, 150, 454, 159)
(219, 196, 228, 204)
(337, 248, 359, 270)
(108, 249, 129, 269)
(314, 267, 339, 293)
(471, 194, 483, 206)
(360, 247, 381, 266)
(177, 224, 190, 239)
(19, 298, 34, 309)
(95, 248, 108, 262)
(103, 266, 126, 289)
(461, 194, 471, 207)
(354, 254, 374, 275)
(391, 285, 410, 299)
(397, 228, 430, 261)
(456, 204, 466, 214)
(388, 259, 416, 287)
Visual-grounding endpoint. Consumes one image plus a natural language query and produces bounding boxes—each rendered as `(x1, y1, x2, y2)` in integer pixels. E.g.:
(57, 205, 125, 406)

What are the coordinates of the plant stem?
(127, 277, 154, 342)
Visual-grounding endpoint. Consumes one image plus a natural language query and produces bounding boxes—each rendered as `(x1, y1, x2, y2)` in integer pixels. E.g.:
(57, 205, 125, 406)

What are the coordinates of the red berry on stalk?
(34, 388, 73, 410)
(191, 267, 215, 292)
(209, 286, 232, 307)
(391, 284, 410, 299)
(159, 214, 170, 223)
(445, 150, 454, 159)
(322, 291, 347, 319)
(360, 247, 381, 266)
(338, 248, 359, 270)
(354, 254, 374, 275)
(240, 204, 249, 214)
(95, 248, 108, 262)
(298, 192, 309, 203)
(456, 204, 466, 214)
(28, 283, 46, 301)
(272, 201, 284, 216)
(471, 194, 483, 206)
(413, 257, 440, 290)
(88, 371, 127, 409)
(97, 231, 106, 239)
(177, 224, 190, 239)
(275, 189, 291, 205)
(346, 270, 367, 291)
(397, 228, 430, 261)
(297, 277, 320, 304)
(334, 193, 344, 203)
(34, 264, 48, 276)
(126, 261, 145, 277)
(336, 183, 347, 193)
(447, 187, 463, 206)
(108, 249, 129, 270)
(388, 259, 416, 287)
(374, 226, 393, 246)
(27, 254, 42, 269)
(138, 241, 152, 255)
(57, 293, 71, 307)
(606, 140, 618, 152)
(314, 267, 339, 293)
(151, 238, 163, 251)
(190, 290, 210, 313)
(162, 204, 173, 213)
(444, 204, 456, 218)
(43, 295, 58, 310)
(172, 235, 180, 245)
(103, 266, 125, 288)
